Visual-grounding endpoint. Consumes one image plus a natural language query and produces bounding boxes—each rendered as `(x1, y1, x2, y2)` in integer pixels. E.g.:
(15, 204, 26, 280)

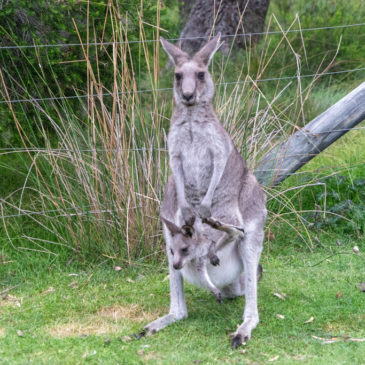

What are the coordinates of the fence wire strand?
(1, 21, 364, 223)
(0, 22, 364, 50)
(1, 67, 364, 105)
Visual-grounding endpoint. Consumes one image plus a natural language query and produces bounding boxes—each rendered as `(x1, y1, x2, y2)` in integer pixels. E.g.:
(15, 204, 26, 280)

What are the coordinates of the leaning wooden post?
(255, 82, 365, 186)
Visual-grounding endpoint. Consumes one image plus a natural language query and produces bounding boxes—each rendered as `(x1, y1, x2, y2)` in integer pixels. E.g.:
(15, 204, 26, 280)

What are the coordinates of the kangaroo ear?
(161, 216, 181, 236)
(181, 225, 194, 238)
(160, 37, 190, 66)
(193, 33, 223, 66)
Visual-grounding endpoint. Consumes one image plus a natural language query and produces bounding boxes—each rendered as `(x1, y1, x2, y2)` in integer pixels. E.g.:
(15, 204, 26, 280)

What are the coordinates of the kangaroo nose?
(182, 92, 194, 102)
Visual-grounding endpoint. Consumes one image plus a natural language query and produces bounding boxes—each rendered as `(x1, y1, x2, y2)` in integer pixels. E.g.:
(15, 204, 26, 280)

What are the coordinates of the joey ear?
(160, 37, 190, 66)
(161, 216, 181, 236)
(193, 32, 223, 66)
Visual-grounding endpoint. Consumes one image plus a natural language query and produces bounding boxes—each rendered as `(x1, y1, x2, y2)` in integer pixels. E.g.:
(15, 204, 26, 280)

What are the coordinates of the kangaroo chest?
(169, 118, 226, 207)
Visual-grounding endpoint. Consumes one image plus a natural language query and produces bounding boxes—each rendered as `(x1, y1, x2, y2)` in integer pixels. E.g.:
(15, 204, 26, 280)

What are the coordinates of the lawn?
(1, 1, 365, 363)
(1, 236, 364, 365)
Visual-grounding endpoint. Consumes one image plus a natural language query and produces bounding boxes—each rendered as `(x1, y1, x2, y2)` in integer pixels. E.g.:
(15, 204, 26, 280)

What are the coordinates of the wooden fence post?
(255, 81, 365, 186)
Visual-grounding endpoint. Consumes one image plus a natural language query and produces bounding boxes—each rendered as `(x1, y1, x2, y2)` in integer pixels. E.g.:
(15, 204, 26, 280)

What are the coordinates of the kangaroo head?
(161, 217, 208, 270)
(160, 33, 222, 106)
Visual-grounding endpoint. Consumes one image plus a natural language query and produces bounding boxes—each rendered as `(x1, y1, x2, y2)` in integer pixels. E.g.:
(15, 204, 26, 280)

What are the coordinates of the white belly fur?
(181, 240, 243, 289)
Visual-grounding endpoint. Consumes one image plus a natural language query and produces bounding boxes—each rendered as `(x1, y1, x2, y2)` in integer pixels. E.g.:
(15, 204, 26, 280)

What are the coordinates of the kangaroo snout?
(182, 91, 195, 105)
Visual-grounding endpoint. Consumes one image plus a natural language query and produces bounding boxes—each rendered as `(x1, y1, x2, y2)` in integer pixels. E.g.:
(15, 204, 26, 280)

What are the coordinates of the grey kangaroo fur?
(143, 33, 267, 348)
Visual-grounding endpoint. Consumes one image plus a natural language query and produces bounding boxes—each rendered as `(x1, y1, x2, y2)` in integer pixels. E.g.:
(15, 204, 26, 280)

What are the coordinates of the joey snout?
(173, 261, 183, 270)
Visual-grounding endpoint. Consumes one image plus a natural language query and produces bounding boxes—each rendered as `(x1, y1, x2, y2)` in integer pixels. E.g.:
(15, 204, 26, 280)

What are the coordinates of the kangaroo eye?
(170, 248, 174, 255)
(181, 247, 188, 254)
(175, 73, 182, 81)
(197, 72, 205, 80)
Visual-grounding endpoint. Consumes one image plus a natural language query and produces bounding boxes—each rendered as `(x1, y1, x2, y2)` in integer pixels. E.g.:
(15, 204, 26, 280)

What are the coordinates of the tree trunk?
(179, 0, 270, 54)
(178, 0, 195, 21)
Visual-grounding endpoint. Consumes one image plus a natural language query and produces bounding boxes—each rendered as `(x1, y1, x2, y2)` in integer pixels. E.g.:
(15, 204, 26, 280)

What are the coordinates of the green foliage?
(268, 0, 365, 74)
(0, 0, 179, 147)
(303, 175, 365, 235)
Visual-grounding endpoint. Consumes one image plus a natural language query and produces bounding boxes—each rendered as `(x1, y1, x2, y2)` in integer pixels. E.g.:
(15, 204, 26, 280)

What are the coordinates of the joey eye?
(197, 72, 205, 80)
(181, 247, 188, 254)
(175, 73, 182, 81)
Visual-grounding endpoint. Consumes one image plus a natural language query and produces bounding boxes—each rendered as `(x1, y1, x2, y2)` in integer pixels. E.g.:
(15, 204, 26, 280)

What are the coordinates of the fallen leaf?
(336, 292, 343, 299)
(126, 277, 134, 283)
(137, 350, 144, 356)
(304, 316, 314, 323)
(293, 355, 306, 360)
(348, 338, 365, 342)
(268, 355, 279, 362)
(273, 292, 286, 300)
(68, 281, 78, 288)
(276, 314, 285, 319)
(40, 287, 55, 295)
(322, 339, 339, 345)
(358, 283, 365, 292)
(241, 349, 246, 354)
(121, 335, 132, 342)
(312, 335, 340, 344)
(353, 246, 359, 254)
(17, 330, 24, 337)
(114, 266, 122, 272)
(104, 338, 111, 346)
(265, 231, 275, 241)
(162, 275, 170, 282)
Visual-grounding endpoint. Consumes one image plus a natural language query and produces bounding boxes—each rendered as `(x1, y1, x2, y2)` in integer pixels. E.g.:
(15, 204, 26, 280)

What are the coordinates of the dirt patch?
(48, 320, 123, 337)
(98, 303, 157, 322)
(0, 295, 20, 308)
(48, 304, 162, 338)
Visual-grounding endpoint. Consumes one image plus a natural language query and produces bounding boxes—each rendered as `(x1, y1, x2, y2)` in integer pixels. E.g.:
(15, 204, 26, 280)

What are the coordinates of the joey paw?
(199, 203, 212, 220)
(210, 254, 220, 266)
(203, 217, 221, 229)
(181, 205, 195, 226)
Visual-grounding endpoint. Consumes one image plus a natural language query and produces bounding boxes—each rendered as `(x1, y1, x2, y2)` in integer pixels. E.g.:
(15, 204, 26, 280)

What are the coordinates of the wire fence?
(1, 22, 364, 223)
(0, 126, 365, 156)
(1, 67, 364, 105)
(0, 22, 364, 50)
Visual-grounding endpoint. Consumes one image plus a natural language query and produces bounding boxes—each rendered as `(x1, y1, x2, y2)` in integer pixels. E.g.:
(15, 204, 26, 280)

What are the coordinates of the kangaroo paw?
(203, 217, 221, 229)
(214, 291, 222, 304)
(232, 334, 245, 349)
(210, 254, 220, 266)
(132, 330, 146, 340)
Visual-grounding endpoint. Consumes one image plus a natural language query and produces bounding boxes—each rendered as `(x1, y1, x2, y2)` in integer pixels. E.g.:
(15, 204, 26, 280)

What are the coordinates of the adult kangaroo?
(143, 33, 267, 348)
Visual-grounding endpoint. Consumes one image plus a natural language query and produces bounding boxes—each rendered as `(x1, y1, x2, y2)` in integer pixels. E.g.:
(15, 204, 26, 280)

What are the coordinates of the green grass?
(1, 237, 364, 365)
(1, 1, 365, 363)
